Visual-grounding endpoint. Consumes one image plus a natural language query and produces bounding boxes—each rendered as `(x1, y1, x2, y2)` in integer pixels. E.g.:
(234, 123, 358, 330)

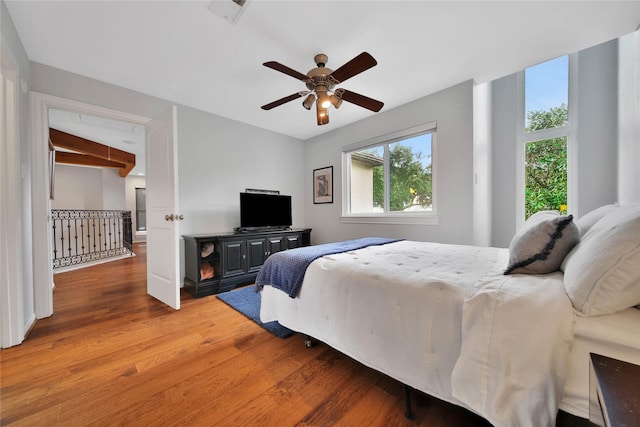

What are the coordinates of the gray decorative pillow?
(505, 211, 580, 275)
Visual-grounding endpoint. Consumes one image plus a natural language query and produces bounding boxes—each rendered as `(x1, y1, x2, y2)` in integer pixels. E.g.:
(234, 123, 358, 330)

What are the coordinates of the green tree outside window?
(525, 104, 568, 219)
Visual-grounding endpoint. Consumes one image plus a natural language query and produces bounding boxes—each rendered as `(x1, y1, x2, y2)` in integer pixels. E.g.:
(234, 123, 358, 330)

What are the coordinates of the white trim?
(342, 121, 437, 152)
(567, 53, 580, 217)
(30, 92, 150, 319)
(515, 69, 526, 229)
(1, 39, 25, 347)
(341, 214, 439, 226)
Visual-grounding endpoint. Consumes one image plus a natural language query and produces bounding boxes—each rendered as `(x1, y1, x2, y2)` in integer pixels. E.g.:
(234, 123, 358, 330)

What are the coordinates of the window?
(135, 187, 146, 232)
(525, 55, 568, 131)
(518, 55, 574, 221)
(342, 123, 436, 224)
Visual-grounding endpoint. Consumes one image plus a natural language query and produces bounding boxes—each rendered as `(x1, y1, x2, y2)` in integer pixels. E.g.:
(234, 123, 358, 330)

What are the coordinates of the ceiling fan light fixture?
(317, 112, 329, 125)
(316, 101, 329, 125)
(302, 93, 316, 110)
(328, 94, 343, 109)
(316, 91, 331, 109)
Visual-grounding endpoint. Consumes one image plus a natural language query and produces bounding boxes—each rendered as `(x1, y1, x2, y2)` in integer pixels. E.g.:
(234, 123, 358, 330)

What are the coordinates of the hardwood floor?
(1, 243, 492, 426)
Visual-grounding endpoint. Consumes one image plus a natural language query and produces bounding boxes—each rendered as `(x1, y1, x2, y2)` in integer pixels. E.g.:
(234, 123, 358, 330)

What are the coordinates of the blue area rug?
(217, 285, 295, 339)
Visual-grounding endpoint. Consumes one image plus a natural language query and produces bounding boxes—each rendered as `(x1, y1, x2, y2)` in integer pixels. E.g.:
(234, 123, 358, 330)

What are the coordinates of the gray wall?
(490, 74, 518, 247)
(29, 65, 306, 235)
(576, 39, 618, 216)
(30, 63, 173, 120)
(303, 81, 475, 245)
(29, 62, 305, 283)
(176, 105, 304, 237)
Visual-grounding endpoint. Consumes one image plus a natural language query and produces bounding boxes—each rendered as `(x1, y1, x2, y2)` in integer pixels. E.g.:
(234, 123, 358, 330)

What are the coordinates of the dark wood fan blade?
(339, 90, 384, 112)
(263, 61, 310, 82)
(329, 52, 377, 84)
(261, 92, 307, 110)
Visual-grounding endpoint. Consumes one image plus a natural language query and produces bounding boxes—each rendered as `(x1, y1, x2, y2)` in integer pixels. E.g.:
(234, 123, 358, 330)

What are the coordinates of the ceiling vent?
(208, 0, 249, 25)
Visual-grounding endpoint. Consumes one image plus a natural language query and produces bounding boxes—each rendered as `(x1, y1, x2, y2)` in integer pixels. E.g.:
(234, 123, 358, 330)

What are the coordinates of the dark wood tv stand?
(183, 228, 311, 297)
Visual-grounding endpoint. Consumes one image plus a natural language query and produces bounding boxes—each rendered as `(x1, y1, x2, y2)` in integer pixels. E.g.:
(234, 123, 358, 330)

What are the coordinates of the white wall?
(50, 165, 126, 210)
(101, 168, 126, 210)
(304, 81, 474, 245)
(51, 165, 103, 209)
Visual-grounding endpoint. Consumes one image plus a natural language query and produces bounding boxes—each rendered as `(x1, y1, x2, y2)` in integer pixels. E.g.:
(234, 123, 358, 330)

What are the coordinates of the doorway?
(30, 93, 150, 319)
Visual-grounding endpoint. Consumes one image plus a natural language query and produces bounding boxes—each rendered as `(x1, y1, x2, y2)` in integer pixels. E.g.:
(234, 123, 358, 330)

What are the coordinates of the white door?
(145, 106, 180, 310)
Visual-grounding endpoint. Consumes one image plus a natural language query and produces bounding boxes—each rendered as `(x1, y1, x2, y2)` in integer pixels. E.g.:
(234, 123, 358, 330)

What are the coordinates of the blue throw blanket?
(255, 237, 401, 298)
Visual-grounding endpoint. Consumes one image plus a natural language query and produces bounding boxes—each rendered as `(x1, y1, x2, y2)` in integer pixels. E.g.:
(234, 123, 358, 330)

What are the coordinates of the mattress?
(559, 306, 640, 418)
(260, 240, 507, 404)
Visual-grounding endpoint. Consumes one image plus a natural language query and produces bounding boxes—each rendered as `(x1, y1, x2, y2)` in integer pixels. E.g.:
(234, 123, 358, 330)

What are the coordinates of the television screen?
(240, 192, 292, 230)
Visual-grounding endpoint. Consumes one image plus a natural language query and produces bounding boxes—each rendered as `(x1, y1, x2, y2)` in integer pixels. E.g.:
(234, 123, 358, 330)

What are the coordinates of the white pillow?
(505, 210, 579, 275)
(563, 204, 640, 316)
(575, 203, 619, 236)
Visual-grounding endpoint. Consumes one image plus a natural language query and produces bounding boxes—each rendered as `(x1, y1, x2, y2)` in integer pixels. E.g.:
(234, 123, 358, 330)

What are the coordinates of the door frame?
(30, 92, 150, 318)
(1, 38, 24, 347)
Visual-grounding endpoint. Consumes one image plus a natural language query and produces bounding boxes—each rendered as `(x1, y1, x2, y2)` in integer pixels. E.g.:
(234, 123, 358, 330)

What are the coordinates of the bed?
(257, 204, 640, 427)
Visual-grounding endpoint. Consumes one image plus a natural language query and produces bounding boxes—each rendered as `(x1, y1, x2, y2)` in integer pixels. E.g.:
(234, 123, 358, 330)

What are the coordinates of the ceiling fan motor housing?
(306, 67, 335, 93)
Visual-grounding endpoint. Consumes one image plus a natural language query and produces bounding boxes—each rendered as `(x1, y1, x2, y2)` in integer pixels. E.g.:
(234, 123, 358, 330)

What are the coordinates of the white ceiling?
(6, 1, 640, 147)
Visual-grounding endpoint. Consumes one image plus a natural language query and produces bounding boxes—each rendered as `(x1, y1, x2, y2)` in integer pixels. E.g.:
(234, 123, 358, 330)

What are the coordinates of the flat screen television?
(239, 192, 292, 230)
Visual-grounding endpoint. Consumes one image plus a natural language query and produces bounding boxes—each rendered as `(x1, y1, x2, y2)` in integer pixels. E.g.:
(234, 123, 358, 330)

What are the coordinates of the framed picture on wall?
(313, 166, 333, 204)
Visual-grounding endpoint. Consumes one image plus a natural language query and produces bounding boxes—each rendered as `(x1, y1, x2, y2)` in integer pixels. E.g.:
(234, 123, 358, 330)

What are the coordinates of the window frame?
(515, 54, 578, 229)
(341, 122, 438, 225)
(135, 187, 147, 233)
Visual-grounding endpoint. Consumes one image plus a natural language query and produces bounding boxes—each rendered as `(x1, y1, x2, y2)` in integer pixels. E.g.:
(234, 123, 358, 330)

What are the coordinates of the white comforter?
(260, 240, 574, 426)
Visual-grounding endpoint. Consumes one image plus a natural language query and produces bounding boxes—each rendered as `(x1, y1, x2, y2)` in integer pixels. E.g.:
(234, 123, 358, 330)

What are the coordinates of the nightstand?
(589, 353, 640, 427)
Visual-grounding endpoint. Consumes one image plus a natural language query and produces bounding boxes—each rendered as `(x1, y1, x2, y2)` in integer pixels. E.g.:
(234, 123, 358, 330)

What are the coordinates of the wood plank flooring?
(0, 243, 493, 426)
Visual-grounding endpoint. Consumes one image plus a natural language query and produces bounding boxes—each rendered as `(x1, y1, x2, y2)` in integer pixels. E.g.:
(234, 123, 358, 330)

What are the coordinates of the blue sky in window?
(393, 133, 432, 169)
(525, 55, 568, 125)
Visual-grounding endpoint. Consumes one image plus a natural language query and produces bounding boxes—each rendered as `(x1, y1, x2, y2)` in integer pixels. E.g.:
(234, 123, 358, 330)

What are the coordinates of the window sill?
(341, 214, 439, 226)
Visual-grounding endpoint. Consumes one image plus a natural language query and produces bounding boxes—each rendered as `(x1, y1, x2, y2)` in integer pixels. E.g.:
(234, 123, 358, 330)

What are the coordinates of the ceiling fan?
(261, 52, 384, 126)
